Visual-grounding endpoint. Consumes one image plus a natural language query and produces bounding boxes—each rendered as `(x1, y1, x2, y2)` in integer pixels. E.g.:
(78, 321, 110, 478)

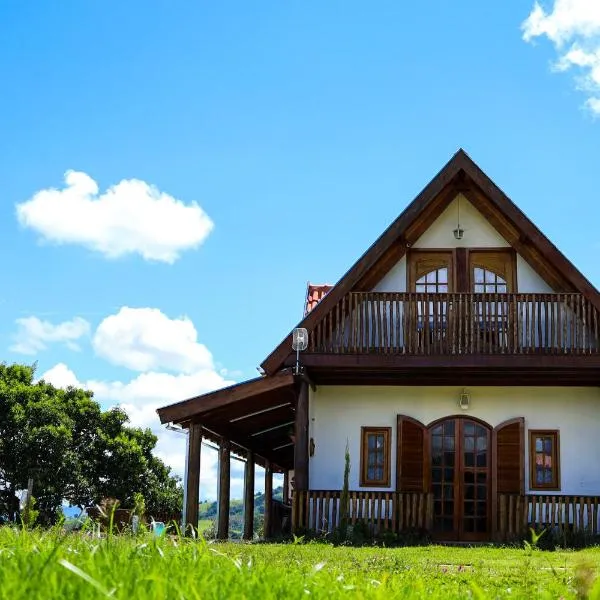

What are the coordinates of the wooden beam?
(243, 451, 255, 541)
(217, 438, 231, 540)
(298, 371, 317, 392)
(283, 470, 290, 505)
(185, 423, 202, 535)
(294, 379, 309, 492)
(264, 460, 273, 539)
(291, 353, 600, 371)
(157, 371, 295, 424)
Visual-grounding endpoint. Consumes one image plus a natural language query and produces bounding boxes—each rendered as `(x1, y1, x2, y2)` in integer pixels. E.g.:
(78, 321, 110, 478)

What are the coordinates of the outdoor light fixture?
(459, 389, 470, 410)
(453, 195, 464, 240)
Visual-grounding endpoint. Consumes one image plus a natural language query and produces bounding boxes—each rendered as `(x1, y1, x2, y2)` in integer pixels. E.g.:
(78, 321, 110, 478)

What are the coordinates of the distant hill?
(199, 486, 284, 538)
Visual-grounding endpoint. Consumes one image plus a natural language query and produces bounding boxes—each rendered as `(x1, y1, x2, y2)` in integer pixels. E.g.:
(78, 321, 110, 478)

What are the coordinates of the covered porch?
(156, 369, 311, 540)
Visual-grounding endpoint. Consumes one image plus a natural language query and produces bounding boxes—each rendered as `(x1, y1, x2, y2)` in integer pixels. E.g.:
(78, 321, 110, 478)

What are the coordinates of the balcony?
(308, 292, 600, 356)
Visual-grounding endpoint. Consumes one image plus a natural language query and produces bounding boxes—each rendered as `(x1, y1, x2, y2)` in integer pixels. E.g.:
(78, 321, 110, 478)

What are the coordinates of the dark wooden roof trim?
(260, 149, 600, 375)
(156, 370, 295, 424)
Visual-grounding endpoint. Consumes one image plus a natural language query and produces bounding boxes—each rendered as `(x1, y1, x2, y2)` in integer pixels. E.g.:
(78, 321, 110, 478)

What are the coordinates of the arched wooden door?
(430, 417, 491, 541)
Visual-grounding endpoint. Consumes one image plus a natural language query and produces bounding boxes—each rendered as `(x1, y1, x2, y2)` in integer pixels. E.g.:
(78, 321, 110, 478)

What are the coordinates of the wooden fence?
(294, 491, 600, 540)
(292, 490, 433, 534)
(309, 292, 600, 355)
(497, 493, 600, 541)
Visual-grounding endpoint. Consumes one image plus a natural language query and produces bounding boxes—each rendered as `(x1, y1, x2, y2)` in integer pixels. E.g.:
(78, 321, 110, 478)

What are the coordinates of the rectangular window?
(529, 430, 560, 490)
(360, 427, 391, 487)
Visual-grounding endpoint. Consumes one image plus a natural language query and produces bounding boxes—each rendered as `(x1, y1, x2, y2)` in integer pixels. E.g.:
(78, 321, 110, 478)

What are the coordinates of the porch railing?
(293, 490, 600, 539)
(292, 490, 433, 534)
(309, 292, 600, 355)
(497, 493, 600, 541)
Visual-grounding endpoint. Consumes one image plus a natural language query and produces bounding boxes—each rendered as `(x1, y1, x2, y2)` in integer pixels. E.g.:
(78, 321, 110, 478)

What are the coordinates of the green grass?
(2, 527, 600, 598)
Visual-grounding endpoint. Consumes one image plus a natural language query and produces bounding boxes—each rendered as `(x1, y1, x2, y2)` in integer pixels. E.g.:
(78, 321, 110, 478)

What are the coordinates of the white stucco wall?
(414, 194, 509, 249)
(373, 256, 407, 292)
(516, 254, 553, 293)
(308, 386, 600, 495)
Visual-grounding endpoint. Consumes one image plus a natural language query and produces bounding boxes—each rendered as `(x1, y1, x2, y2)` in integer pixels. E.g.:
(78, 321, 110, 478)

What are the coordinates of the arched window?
(415, 267, 449, 293)
(409, 251, 453, 293)
(469, 251, 514, 293)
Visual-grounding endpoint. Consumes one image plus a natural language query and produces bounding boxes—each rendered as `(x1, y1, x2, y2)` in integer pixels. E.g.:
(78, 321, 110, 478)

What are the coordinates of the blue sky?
(1, 1, 599, 498)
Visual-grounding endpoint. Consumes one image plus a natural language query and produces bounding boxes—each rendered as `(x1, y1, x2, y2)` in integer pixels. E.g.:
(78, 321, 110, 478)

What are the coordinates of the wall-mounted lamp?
(309, 438, 315, 457)
(459, 389, 470, 410)
(453, 195, 464, 240)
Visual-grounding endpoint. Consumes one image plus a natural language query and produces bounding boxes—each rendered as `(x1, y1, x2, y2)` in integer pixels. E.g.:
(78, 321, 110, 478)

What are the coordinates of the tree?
(0, 363, 182, 524)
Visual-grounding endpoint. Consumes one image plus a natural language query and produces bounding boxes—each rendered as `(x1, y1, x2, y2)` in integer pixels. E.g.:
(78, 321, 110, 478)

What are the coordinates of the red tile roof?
(305, 283, 333, 316)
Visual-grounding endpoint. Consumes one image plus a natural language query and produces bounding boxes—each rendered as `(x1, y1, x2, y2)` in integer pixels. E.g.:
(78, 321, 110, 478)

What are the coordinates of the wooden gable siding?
(261, 150, 600, 375)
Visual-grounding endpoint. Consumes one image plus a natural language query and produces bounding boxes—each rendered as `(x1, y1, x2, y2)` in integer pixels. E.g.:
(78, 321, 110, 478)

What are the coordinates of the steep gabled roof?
(261, 148, 600, 375)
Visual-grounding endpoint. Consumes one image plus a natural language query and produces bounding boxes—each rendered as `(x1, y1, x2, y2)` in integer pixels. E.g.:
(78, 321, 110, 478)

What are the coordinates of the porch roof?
(156, 370, 297, 470)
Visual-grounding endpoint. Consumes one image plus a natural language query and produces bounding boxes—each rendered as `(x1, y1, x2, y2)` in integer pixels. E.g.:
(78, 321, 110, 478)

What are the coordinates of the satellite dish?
(292, 328, 308, 351)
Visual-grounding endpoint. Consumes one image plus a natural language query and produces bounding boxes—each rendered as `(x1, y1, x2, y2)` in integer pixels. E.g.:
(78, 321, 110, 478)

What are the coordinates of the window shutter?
(494, 417, 524, 494)
(396, 415, 428, 492)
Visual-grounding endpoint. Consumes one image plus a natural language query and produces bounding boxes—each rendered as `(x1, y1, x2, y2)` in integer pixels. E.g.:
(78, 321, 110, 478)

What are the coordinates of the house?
(157, 149, 600, 543)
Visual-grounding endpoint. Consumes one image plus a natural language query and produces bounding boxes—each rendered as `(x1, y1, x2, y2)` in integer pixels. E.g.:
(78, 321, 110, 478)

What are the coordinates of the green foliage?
(1, 528, 600, 598)
(21, 495, 39, 528)
(0, 362, 182, 524)
(132, 493, 145, 519)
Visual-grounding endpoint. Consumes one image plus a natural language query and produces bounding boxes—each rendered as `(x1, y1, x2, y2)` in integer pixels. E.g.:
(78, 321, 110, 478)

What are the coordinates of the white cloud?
(93, 307, 214, 373)
(16, 171, 214, 263)
(37, 308, 274, 500)
(523, 1, 600, 114)
(41, 362, 83, 388)
(10, 316, 90, 355)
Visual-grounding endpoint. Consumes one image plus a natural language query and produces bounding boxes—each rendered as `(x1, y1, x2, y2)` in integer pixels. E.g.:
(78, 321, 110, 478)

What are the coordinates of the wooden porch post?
(293, 378, 309, 533)
(263, 460, 273, 539)
(243, 451, 255, 541)
(283, 470, 290, 505)
(185, 422, 202, 534)
(217, 439, 231, 540)
(294, 379, 309, 492)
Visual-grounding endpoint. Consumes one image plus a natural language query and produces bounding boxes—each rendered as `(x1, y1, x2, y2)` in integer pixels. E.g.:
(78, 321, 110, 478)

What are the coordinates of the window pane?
(438, 268, 448, 284)
(485, 270, 496, 284)
(474, 268, 484, 283)
(535, 438, 543, 452)
(544, 438, 553, 454)
(426, 271, 436, 283)
(439, 284, 448, 293)
(474, 284, 484, 293)
(416, 284, 426, 293)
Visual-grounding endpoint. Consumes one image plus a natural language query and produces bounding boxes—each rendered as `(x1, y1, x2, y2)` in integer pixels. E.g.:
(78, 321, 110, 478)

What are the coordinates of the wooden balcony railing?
(293, 490, 600, 540)
(309, 292, 600, 355)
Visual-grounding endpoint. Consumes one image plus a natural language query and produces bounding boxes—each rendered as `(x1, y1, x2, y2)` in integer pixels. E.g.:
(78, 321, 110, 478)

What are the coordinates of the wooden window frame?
(468, 248, 517, 293)
(360, 426, 391, 487)
(528, 429, 560, 491)
(407, 249, 455, 292)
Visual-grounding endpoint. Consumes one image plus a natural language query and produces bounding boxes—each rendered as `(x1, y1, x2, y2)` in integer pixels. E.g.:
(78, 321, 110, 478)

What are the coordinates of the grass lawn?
(1, 527, 600, 598)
